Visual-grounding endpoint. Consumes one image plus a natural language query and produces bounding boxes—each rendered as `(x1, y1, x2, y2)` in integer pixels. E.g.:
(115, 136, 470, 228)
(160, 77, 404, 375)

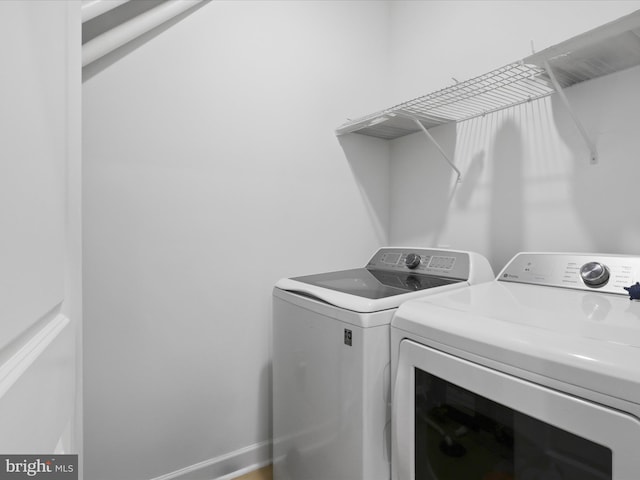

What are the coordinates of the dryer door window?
(415, 368, 610, 480)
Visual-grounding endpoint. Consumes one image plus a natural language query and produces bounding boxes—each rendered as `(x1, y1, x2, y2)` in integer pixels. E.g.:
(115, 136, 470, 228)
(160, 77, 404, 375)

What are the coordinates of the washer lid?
(275, 247, 495, 313)
(293, 268, 461, 299)
(392, 280, 640, 405)
(275, 272, 465, 313)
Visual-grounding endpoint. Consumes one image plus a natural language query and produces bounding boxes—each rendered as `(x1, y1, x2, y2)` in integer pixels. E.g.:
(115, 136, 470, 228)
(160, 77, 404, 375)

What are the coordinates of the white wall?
(83, 1, 640, 478)
(388, 2, 640, 273)
(82, 2, 390, 479)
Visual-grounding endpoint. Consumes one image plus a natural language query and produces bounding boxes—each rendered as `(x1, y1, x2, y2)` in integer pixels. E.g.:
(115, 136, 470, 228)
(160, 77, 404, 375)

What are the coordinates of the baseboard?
(214, 461, 272, 480)
(149, 440, 271, 480)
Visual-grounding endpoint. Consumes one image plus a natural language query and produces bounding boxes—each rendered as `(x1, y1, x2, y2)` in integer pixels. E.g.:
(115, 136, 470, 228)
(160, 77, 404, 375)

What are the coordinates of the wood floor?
(231, 465, 272, 480)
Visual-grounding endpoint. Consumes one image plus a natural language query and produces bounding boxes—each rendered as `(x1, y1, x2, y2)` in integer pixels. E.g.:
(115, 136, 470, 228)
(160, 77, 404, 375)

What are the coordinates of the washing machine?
(272, 247, 494, 480)
(391, 252, 640, 480)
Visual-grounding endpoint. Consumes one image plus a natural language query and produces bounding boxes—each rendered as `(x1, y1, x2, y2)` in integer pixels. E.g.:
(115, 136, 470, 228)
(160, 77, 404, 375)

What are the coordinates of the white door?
(0, 0, 81, 457)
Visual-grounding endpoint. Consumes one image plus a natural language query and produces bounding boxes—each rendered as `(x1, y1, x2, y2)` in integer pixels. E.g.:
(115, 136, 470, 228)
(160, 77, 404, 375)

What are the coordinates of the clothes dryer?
(391, 252, 640, 480)
(272, 247, 493, 480)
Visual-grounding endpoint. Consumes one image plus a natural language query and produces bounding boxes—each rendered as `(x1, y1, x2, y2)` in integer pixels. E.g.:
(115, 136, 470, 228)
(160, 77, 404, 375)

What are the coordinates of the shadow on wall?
(454, 150, 485, 209)
(489, 119, 524, 272)
(386, 121, 461, 247)
(264, 361, 273, 461)
(550, 68, 640, 255)
(338, 133, 390, 246)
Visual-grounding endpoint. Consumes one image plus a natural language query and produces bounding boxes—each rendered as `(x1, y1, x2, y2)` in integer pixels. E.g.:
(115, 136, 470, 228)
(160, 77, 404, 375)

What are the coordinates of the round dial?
(579, 262, 610, 288)
(405, 253, 421, 269)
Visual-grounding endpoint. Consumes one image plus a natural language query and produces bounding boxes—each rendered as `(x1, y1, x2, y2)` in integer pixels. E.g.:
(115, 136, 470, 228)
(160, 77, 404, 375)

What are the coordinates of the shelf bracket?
(543, 60, 598, 165)
(407, 116, 462, 183)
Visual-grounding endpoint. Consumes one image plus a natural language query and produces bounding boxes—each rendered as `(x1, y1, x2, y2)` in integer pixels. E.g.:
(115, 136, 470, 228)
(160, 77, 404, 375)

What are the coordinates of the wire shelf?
(336, 63, 554, 139)
(337, 10, 640, 140)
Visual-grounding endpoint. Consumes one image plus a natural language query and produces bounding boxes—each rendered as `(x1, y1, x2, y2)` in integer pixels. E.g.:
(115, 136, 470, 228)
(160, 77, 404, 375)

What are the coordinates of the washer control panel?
(499, 252, 640, 295)
(367, 248, 469, 279)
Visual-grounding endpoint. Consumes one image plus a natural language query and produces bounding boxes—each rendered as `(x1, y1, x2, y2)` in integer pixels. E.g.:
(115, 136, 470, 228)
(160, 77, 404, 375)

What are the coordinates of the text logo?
(0, 456, 77, 479)
(344, 329, 352, 346)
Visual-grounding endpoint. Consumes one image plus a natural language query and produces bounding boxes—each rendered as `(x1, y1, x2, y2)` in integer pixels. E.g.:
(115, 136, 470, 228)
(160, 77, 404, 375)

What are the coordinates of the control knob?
(405, 253, 421, 269)
(579, 262, 610, 288)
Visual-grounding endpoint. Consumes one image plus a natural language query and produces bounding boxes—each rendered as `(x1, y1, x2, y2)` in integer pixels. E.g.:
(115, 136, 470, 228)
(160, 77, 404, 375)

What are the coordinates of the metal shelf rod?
(405, 116, 462, 183)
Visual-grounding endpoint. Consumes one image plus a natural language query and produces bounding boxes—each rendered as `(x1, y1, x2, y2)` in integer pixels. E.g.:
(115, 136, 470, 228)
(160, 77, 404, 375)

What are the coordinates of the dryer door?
(392, 340, 640, 480)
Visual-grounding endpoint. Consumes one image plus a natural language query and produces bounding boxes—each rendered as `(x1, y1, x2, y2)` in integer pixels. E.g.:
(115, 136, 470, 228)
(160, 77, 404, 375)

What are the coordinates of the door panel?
(0, 1, 67, 348)
(0, 314, 73, 452)
(0, 0, 78, 455)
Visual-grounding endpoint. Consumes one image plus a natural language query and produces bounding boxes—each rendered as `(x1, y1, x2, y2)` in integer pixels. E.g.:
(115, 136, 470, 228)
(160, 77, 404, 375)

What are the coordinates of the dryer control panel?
(366, 248, 470, 280)
(499, 252, 640, 295)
